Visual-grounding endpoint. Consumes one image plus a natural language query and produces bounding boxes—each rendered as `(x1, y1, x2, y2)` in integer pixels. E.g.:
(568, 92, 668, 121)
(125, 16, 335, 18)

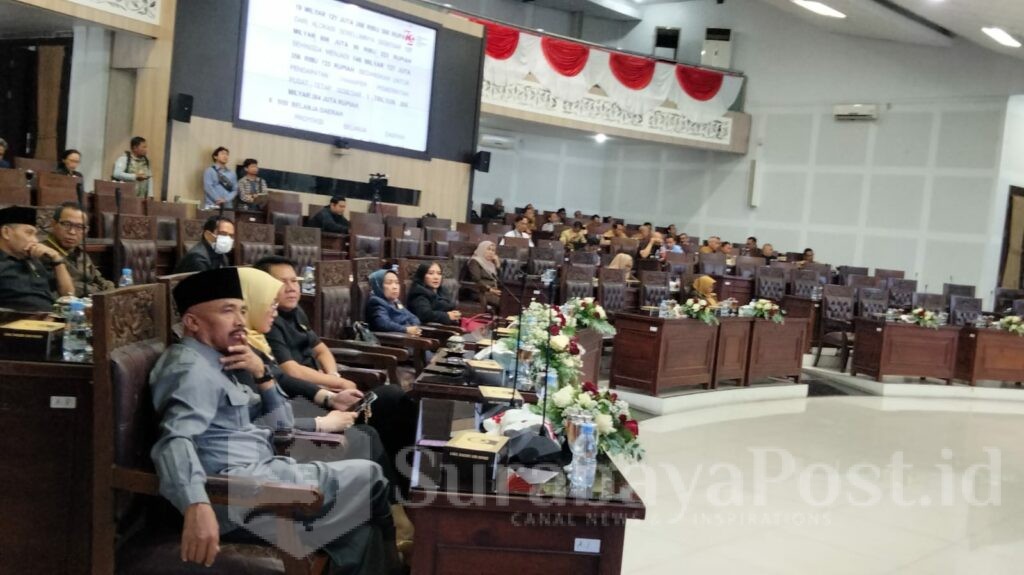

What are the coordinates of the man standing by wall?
(112, 136, 152, 198)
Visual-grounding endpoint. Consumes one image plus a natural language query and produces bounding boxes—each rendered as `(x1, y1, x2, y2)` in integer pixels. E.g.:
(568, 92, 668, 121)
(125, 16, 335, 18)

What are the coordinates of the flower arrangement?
(999, 315, 1023, 336)
(751, 299, 785, 324)
(559, 297, 616, 336)
(498, 301, 586, 386)
(535, 382, 645, 461)
(908, 307, 938, 329)
(681, 298, 719, 326)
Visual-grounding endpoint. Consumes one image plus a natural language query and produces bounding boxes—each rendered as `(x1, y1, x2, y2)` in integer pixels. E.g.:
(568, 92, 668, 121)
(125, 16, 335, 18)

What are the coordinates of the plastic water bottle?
(62, 300, 92, 362)
(301, 266, 316, 294)
(569, 421, 598, 491)
(658, 300, 670, 318)
(118, 268, 134, 288)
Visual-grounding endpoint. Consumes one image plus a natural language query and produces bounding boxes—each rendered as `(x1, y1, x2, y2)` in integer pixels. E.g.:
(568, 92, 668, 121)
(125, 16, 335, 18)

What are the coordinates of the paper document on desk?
(478, 385, 523, 402)
(467, 358, 502, 371)
(511, 465, 560, 485)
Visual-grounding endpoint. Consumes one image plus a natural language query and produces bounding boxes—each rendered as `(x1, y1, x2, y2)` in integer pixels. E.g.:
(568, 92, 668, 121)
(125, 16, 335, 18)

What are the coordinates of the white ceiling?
(887, 0, 1024, 60)
(756, 0, 953, 47)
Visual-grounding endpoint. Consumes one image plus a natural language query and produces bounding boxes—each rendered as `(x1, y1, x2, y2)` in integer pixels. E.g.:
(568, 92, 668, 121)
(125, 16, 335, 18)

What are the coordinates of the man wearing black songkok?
(149, 267, 401, 573)
(0, 206, 74, 311)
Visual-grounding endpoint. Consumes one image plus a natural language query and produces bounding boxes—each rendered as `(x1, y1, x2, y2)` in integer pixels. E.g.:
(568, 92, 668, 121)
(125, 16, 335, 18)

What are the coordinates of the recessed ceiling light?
(982, 27, 1022, 48)
(537, 28, 544, 32)
(594, 133, 608, 144)
(791, 0, 846, 19)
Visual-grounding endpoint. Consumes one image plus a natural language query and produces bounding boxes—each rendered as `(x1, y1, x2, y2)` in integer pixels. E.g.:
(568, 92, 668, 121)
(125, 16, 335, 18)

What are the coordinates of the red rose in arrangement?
(624, 420, 639, 437)
(549, 324, 561, 335)
(582, 381, 599, 395)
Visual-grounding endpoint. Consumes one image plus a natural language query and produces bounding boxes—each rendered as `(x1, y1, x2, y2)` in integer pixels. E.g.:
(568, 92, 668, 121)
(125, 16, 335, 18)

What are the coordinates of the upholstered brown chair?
(485, 222, 510, 235)
(91, 284, 333, 575)
(425, 229, 458, 258)
(847, 275, 886, 291)
(177, 218, 206, 262)
(499, 257, 524, 285)
(837, 266, 869, 285)
(0, 167, 27, 188)
(598, 268, 628, 318)
(857, 287, 889, 317)
(1014, 300, 1024, 316)
(639, 271, 670, 308)
(0, 186, 30, 206)
(664, 252, 693, 283)
(94, 179, 137, 196)
(156, 271, 193, 339)
(994, 288, 1024, 313)
(350, 211, 383, 229)
(236, 221, 276, 267)
(267, 197, 302, 239)
(562, 264, 596, 302)
(814, 285, 856, 372)
(95, 192, 145, 238)
(609, 237, 639, 256)
(37, 171, 78, 190)
(115, 213, 158, 284)
(888, 279, 918, 309)
(912, 292, 945, 312)
(387, 226, 423, 259)
(734, 255, 765, 279)
(874, 268, 905, 283)
(803, 262, 832, 284)
(942, 283, 975, 306)
(456, 222, 483, 236)
(950, 296, 982, 326)
(791, 269, 819, 298)
(699, 252, 727, 276)
(755, 266, 787, 302)
(570, 250, 601, 266)
(349, 222, 385, 260)
(536, 239, 565, 253)
(145, 200, 188, 242)
(528, 246, 560, 276)
(420, 216, 451, 231)
(284, 226, 321, 271)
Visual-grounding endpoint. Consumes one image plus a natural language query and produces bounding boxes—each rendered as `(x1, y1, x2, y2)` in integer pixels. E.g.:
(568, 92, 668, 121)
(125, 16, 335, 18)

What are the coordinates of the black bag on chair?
(353, 321, 381, 346)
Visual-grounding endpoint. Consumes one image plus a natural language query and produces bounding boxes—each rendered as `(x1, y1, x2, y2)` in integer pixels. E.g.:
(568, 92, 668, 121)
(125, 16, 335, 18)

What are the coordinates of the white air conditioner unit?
(479, 134, 517, 150)
(833, 104, 878, 121)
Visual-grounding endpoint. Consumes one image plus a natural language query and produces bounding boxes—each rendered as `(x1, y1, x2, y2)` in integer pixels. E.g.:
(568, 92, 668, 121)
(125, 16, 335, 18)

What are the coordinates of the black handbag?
(352, 321, 381, 346)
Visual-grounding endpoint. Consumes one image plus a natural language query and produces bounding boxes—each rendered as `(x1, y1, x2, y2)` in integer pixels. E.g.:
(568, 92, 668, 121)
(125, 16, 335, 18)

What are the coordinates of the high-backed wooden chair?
(699, 252, 727, 276)
(420, 216, 451, 231)
(36, 185, 78, 207)
(888, 279, 918, 309)
(267, 197, 302, 243)
(94, 179, 137, 196)
(814, 285, 856, 372)
(857, 288, 889, 317)
(791, 269, 819, 298)
(37, 171, 78, 190)
(609, 237, 639, 256)
(755, 266, 787, 302)
(837, 266, 869, 285)
(145, 200, 188, 242)
(639, 271, 670, 308)
(994, 288, 1024, 313)
(598, 267, 628, 318)
(285, 226, 322, 271)
(912, 292, 945, 313)
(950, 296, 982, 326)
(236, 221, 277, 266)
(349, 222, 385, 260)
(156, 271, 193, 339)
(177, 218, 206, 262)
(115, 214, 158, 284)
(486, 222, 511, 236)
(0, 167, 28, 188)
(734, 255, 764, 280)
(95, 192, 145, 238)
(91, 284, 332, 575)
(942, 283, 975, 306)
(874, 268, 905, 284)
(384, 215, 419, 237)
(387, 226, 423, 259)
(528, 246, 560, 276)
(456, 222, 482, 237)
(350, 212, 383, 229)
(562, 264, 596, 303)
(847, 275, 886, 291)
(803, 262, 832, 284)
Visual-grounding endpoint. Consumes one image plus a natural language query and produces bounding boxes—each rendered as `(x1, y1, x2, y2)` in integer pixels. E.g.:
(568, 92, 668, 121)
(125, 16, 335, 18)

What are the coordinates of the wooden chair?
(857, 288, 889, 318)
(814, 285, 856, 372)
(734, 255, 764, 280)
(236, 221, 277, 266)
(387, 226, 424, 259)
(888, 279, 918, 309)
(0, 186, 30, 206)
(95, 193, 145, 238)
(609, 237, 639, 256)
(384, 215, 419, 236)
(91, 284, 332, 575)
(699, 252, 727, 276)
(156, 271, 193, 339)
(912, 292, 945, 313)
(145, 200, 188, 242)
(350, 212, 383, 229)
(94, 179, 137, 196)
(420, 216, 451, 231)
(791, 269, 819, 298)
(847, 275, 886, 291)
(284, 226, 322, 271)
(562, 264, 596, 303)
(37, 171, 78, 190)
(528, 246, 560, 276)
(994, 288, 1024, 313)
(349, 221, 385, 260)
(570, 250, 601, 267)
(486, 222, 511, 235)
(598, 268, 628, 318)
(942, 283, 975, 306)
(755, 266, 787, 302)
(950, 296, 982, 326)
(36, 185, 79, 207)
(177, 218, 206, 262)
(267, 197, 303, 243)
(639, 271, 670, 308)
(0, 167, 28, 188)
(837, 266, 869, 285)
(114, 214, 158, 283)
(874, 268, 905, 283)
(803, 262, 832, 284)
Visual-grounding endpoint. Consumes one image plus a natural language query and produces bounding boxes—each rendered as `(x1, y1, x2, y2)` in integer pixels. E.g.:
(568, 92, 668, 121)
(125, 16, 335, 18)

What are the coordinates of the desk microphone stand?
(76, 186, 88, 298)
(539, 268, 557, 436)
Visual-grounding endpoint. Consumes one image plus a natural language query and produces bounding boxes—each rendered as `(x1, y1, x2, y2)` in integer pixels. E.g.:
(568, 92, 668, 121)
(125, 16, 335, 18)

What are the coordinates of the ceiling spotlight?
(594, 133, 608, 144)
(982, 27, 1022, 48)
(791, 0, 846, 18)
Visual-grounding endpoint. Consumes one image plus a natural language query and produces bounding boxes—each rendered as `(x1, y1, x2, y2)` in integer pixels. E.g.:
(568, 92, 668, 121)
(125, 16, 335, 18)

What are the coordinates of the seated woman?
(687, 275, 719, 306)
(236, 266, 414, 552)
(463, 240, 502, 308)
(607, 252, 637, 282)
(366, 268, 423, 336)
(407, 261, 461, 326)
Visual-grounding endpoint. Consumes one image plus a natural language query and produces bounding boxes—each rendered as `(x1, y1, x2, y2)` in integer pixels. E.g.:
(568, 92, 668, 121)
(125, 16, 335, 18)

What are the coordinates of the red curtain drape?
(675, 65, 724, 101)
(608, 53, 655, 90)
(540, 37, 590, 77)
(470, 18, 520, 60)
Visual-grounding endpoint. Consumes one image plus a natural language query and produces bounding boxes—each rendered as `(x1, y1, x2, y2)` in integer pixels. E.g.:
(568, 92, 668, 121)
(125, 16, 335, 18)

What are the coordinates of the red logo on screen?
(404, 30, 415, 45)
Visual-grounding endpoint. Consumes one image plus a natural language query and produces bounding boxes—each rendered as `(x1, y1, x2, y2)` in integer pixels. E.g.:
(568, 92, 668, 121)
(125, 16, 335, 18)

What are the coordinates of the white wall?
(993, 96, 1024, 289)
(470, 0, 1024, 306)
(66, 25, 112, 187)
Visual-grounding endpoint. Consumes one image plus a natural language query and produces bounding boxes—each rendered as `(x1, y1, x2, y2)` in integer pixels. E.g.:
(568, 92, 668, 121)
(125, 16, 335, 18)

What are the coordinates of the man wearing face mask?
(174, 215, 234, 273)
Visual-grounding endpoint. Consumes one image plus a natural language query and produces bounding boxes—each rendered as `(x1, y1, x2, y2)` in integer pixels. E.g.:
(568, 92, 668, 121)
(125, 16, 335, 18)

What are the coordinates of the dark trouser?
(362, 384, 418, 498)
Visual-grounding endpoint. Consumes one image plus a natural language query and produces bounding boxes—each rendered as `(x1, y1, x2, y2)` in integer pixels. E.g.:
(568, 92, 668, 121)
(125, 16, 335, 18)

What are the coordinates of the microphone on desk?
(76, 186, 88, 298)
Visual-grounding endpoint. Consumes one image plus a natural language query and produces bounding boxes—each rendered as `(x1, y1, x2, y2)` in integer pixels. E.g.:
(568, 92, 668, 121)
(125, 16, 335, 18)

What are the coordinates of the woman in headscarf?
(689, 274, 719, 306)
(607, 252, 637, 281)
(237, 267, 415, 553)
(407, 261, 460, 326)
(463, 240, 502, 308)
(365, 268, 422, 335)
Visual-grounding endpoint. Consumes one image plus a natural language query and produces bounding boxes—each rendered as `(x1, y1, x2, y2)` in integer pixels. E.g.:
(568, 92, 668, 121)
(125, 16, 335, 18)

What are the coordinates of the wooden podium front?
(955, 327, 1024, 386)
(609, 312, 717, 394)
(852, 318, 959, 383)
(746, 318, 808, 384)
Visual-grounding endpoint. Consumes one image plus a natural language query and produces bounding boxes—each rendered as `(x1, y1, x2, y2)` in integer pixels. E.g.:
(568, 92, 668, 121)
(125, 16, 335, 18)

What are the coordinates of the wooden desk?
(412, 350, 540, 404)
(851, 318, 960, 383)
(955, 327, 1024, 386)
(712, 317, 752, 387)
(0, 359, 93, 574)
(746, 318, 807, 384)
(714, 275, 753, 304)
(782, 295, 821, 353)
(609, 312, 717, 395)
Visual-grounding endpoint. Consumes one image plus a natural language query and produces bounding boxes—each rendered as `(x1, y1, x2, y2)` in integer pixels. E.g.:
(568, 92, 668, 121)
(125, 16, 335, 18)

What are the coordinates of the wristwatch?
(254, 369, 274, 384)
(321, 392, 335, 410)
(51, 258, 66, 266)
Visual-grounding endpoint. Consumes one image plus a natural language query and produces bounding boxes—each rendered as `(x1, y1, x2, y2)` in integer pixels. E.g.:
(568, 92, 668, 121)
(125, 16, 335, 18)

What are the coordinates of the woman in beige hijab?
(690, 274, 719, 306)
(607, 252, 637, 281)
(464, 240, 502, 307)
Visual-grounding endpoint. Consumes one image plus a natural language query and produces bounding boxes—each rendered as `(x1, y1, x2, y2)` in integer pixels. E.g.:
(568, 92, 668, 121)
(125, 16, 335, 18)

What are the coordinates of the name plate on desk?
(0, 319, 64, 360)
(445, 432, 509, 485)
(478, 385, 523, 403)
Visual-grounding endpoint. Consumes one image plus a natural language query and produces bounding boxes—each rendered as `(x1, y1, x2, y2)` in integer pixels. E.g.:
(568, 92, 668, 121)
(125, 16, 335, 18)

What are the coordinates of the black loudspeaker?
(170, 93, 193, 123)
(473, 150, 491, 172)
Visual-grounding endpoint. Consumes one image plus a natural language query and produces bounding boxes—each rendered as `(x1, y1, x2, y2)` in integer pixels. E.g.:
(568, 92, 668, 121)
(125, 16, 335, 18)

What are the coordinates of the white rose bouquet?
(752, 298, 785, 324)
(998, 315, 1023, 336)
(681, 297, 719, 326)
(531, 381, 644, 461)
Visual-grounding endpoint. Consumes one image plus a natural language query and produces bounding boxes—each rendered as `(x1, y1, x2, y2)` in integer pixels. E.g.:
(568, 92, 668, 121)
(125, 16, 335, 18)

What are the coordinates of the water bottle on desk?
(569, 421, 598, 492)
(658, 300, 670, 318)
(301, 266, 316, 294)
(63, 300, 92, 362)
(118, 268, 134, 288)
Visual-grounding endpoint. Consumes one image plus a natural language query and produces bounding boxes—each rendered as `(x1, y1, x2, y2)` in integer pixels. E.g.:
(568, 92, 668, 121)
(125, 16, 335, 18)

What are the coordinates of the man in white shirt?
(501, 215, 534, 247)
(112, 136, 152, 197)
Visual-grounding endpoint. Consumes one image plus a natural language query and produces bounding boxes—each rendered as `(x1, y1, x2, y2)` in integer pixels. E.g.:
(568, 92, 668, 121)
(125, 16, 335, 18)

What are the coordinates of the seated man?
(175, 215, 234, 273)
(0, 206, 73, 311)
(744, 236, 762, 257)
(539, 212, 562, 233)
(480, 197, 505, 221)
(44, 202, 115, 297)
(150, 267, 399, 571)
(500, 215, 534, 247)
(559, 221, 587, 250)
(721, 241, 734, 256)
(257, 256, 418, 472)
(307, 195, 350, 235)
(601, 222, 627, 246)
(700, 236, 722, 254)
(639, 232, 664, 259)
(659, 234, 684, 260)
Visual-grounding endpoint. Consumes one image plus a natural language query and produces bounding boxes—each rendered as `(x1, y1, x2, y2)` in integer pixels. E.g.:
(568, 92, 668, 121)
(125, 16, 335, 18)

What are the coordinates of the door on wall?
(0, 39, 72, 162)
(999, 186, 1024, 290)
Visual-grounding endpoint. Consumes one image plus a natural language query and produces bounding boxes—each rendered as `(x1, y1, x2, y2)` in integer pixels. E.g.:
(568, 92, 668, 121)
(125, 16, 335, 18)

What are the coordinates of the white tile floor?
(617, 395, 1024, 574)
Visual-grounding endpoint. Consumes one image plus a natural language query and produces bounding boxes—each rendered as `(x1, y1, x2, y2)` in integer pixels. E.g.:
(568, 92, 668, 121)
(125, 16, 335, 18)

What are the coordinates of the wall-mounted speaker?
(170, 93, 194, 123)
(473, 150, 491, 173)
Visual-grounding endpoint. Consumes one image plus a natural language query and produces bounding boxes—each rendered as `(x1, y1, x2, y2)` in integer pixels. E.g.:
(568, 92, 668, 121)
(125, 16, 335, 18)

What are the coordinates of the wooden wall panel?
(35, 46, 65, 160)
